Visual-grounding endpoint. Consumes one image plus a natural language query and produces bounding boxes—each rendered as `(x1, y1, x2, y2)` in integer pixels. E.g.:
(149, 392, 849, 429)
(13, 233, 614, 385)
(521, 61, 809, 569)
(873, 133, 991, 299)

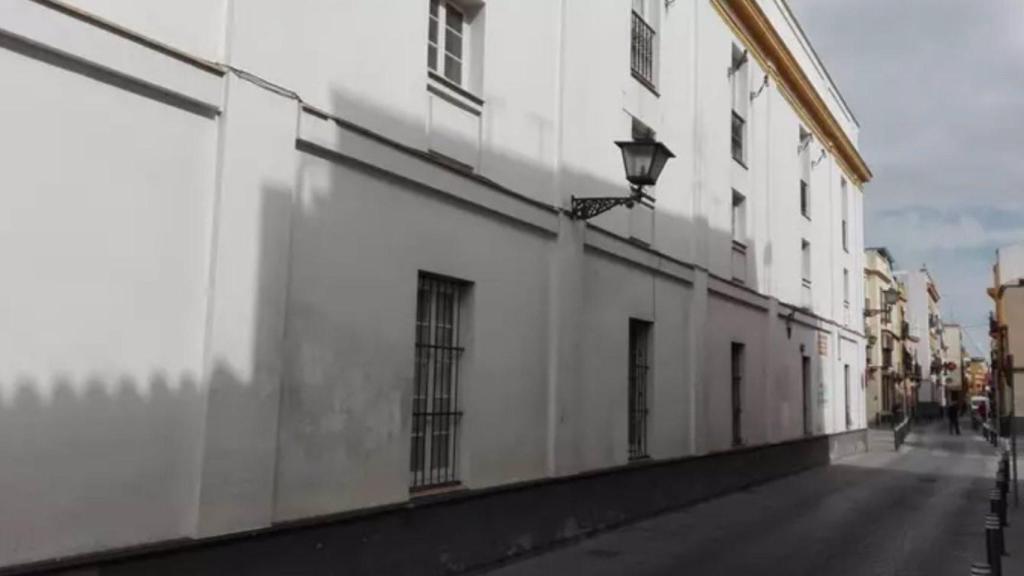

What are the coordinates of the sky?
(788, 0, 1024, 357)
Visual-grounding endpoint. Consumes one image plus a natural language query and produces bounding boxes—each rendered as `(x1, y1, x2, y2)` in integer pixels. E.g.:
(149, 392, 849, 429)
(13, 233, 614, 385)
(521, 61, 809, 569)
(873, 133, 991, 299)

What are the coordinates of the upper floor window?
(801, 239, 811, 285)
(730, 44, 749, 166)
(732, 113, 745, 165)
(428, 0, 486, 94)
(843, 268, 850, 306)
(631, 0, 658, 91)
(800, 179, 809, 218)
(732, 190, 746, 245)
(799, 127, 812, 219)
(841, 177, 849, 252)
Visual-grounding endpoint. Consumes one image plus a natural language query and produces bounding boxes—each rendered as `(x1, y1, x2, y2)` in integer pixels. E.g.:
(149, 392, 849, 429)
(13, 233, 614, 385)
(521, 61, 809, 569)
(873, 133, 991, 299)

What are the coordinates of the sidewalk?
(1000, 452, 1024, 572)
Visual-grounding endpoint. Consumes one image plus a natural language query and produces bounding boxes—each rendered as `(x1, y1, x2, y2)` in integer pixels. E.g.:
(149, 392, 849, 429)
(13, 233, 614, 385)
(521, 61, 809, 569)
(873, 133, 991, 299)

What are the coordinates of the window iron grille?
(629, 319, 651, 459)
(631, 11, 656, 88)
(731, 342, 745, 446)
(410, 273, 465, 490)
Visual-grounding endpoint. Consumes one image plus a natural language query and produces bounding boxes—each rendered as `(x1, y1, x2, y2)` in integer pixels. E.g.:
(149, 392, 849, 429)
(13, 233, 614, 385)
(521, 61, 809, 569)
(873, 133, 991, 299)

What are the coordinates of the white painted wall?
(0, 30, 216, 565)
(0, 0, 869, 568)
(897, 269, 943, 404)
(62, 0, 226, 61)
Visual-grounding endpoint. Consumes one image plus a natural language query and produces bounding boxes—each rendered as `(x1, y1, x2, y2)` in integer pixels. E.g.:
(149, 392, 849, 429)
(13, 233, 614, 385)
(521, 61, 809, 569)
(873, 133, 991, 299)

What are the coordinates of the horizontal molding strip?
(582, 226, 696, 285)
(0, 0, 223, 116)
(296, 108, 560, 237)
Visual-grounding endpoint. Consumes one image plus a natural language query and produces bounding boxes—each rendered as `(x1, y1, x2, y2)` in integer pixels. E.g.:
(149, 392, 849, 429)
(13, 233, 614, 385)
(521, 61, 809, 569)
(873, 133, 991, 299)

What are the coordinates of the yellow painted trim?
(710, 0, 873, 186)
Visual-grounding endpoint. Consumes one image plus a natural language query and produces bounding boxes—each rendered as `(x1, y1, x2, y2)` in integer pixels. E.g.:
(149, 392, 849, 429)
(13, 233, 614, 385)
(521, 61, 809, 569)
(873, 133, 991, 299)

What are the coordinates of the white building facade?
(942, 324, 964, 402)
(897, 268, 945, 412)
(0, 0, 871, 570)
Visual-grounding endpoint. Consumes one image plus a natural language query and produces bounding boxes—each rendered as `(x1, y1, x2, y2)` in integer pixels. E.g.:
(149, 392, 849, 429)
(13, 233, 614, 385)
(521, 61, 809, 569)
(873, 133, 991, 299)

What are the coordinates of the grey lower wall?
(17, 431, 867, 576)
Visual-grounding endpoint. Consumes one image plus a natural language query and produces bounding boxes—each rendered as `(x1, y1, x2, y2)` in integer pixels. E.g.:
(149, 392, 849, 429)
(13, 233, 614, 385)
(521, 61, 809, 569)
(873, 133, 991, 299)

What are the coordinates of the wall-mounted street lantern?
(865, 287, 899, 318)
(570, 139, 675, 221)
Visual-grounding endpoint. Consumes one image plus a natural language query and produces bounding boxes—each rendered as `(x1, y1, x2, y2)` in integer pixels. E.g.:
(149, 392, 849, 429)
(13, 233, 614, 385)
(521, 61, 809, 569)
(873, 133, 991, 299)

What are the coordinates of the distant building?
(864, 248, 917, 424)
(941, 324, 966, 404)
(965, 357, 989, 399)
(896, 268, 946, 416)
(989, 243, 1024, 426)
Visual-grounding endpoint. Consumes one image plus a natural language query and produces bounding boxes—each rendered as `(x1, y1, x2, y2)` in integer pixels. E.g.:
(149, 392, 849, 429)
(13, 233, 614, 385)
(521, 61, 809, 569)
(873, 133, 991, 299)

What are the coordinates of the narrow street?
(483, 421, 1002, 576)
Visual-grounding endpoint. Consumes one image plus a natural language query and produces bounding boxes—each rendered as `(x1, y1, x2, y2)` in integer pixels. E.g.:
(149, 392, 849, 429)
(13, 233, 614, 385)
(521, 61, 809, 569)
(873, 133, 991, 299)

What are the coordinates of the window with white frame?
(428, 0, 468, 86)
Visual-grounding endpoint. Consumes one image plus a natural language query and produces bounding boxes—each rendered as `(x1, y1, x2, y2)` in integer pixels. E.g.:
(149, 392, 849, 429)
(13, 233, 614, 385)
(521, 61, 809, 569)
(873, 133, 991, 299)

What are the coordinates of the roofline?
(775, 0, 861, 128)
(866, 246, 895, 267)
(710, 0, 872, 185)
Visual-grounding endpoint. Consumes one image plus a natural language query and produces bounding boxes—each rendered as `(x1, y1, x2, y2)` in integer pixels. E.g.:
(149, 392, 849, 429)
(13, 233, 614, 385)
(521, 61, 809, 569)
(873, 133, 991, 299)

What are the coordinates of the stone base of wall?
(829, 428, 869, 461)
(15, 430, 868, 576)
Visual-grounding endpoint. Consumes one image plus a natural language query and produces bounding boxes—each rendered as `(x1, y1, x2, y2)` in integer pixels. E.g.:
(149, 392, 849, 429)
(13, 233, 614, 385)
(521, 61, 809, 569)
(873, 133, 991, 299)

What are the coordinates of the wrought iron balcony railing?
(631, 11, 656, 88)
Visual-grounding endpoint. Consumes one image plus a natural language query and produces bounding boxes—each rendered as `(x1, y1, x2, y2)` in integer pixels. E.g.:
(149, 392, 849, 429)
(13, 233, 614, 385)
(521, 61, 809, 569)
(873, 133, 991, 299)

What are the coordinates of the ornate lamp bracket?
(570, 187, 654, 221)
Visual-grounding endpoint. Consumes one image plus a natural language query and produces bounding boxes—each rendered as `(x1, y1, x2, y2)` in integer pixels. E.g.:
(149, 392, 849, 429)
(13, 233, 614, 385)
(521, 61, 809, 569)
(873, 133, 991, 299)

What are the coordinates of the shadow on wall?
(0, 69, 825, 574)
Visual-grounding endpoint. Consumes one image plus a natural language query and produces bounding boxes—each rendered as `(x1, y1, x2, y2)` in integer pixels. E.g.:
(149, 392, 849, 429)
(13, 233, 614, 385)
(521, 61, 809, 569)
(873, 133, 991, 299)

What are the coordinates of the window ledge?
(732, 240, 747, 254)
(801, 213, 811, 222)
(427, 70, 484, 111)
(409, 482, 466, 500)
(732, 157, 748, 170)
(802, 279, 812, 288)
(631, 71, 660, 97)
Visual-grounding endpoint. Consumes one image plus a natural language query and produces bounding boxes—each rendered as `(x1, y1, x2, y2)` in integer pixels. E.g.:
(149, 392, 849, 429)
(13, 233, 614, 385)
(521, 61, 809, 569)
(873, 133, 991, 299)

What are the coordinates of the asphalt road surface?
(482, 419, 999, 576)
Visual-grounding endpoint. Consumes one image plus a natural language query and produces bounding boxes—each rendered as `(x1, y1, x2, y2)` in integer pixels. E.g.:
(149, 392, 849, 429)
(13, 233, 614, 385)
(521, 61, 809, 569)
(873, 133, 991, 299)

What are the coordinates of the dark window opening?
(629, 319, 652, 459)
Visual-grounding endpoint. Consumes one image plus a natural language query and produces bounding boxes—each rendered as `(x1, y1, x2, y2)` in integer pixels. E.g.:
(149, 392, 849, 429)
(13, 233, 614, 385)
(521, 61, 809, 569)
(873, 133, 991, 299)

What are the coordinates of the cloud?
(871, 209, 1024, 254)
(788, 0, 1024, 353)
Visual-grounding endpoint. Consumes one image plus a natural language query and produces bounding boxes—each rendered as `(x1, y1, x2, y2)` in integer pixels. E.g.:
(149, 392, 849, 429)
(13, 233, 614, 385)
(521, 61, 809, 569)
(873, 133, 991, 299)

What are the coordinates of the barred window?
(630, 6, 656, 89)
(410, 273, 466, 490)
(731, 342, 745, 446)
(628, 319, 652, 459)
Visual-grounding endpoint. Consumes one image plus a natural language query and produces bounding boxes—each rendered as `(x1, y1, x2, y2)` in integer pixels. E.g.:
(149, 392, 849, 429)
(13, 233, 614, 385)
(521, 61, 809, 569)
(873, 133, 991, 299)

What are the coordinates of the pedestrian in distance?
(947, 403, 961, 435)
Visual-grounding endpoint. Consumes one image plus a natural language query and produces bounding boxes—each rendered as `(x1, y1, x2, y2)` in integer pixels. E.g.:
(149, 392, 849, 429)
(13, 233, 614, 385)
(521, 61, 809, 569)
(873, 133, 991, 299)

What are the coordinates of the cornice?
(710, 0, 873, 186)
